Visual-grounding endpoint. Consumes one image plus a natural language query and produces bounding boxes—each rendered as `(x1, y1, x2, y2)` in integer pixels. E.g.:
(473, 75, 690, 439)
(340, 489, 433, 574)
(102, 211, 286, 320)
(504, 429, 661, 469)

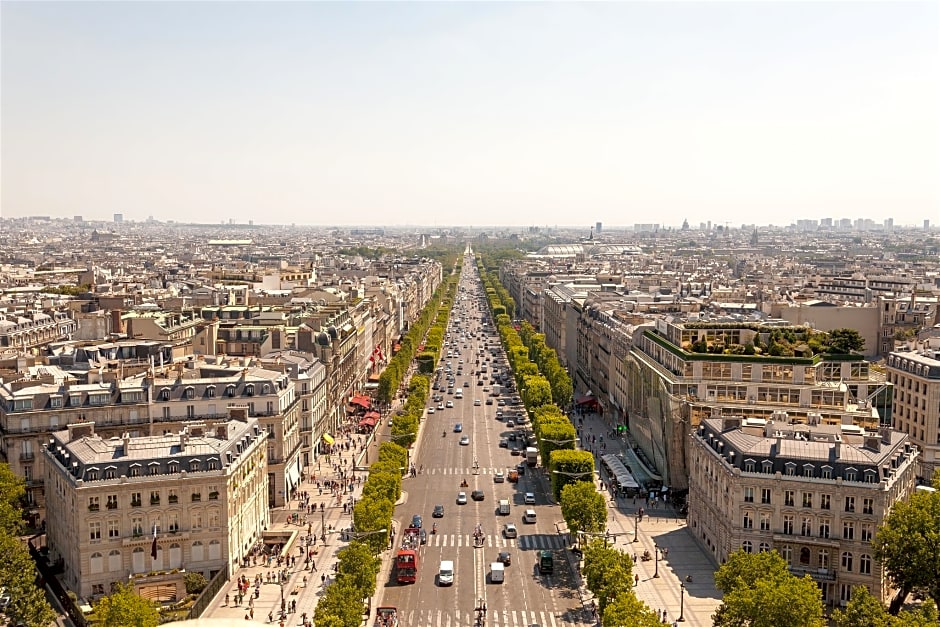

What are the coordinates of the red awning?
(364, 411, 380, 420)
(350, 395, 371, 409)
(576, 395, 600, 406)
(358, 416, 377, 427)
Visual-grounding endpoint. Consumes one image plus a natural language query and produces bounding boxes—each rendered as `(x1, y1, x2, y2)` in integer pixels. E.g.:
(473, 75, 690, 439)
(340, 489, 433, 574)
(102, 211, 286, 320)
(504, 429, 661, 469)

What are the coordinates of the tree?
(713, 550, 824, 627)
(874, 480, 940, 612)
(602, 592, 662, 627)
(184, 571, 208, 595)
(0, 535, 55, 627)
(351, 497, 393, 554)
(94, 583, 160, 627)
(336, 541, 380, 598)
(831, 586, 938, 627)
(314, 579, 366, 627)
(581, 540, 634, 613)
(0, 462, 26, 535)
(550, 449, 594, 500)
(560, 481, 607, 536)
(828, 328, 865, 354)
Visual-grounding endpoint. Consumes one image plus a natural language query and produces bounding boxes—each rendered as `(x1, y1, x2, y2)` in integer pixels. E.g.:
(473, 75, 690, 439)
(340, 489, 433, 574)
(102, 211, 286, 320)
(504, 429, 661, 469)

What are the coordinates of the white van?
(455, 389, 463, 399)
(439, 560, 455, 586)
(490, 562, 505, 583)
(523, 509, 537, 523)
(498, 499, 511, 515)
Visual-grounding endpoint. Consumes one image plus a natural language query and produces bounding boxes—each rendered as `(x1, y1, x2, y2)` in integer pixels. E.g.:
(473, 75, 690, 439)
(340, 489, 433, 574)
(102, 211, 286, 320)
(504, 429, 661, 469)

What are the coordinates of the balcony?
(106, 502, 118, 510)
(131, 500, 142, 508)
(20, 451, 35, 461)
(788, 565, 837, 582)
(168, 495, 178, 504)
(88, 504, 100, 512)
(150, 498, 160, 506)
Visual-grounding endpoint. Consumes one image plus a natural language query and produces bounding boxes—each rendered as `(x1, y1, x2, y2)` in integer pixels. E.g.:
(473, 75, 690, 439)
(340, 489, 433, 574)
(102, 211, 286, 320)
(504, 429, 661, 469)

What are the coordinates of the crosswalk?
(403, 609, 578, 627)
(428, 467, 526, 476)
(423, 533, 565, 550)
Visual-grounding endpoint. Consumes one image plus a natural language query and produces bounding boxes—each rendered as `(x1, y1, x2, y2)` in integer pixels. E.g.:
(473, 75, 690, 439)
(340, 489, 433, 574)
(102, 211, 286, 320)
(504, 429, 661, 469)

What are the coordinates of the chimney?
(833, 441, 841, 459)
(123, 432, 131, 455)
(864, 435, 881, 452)
(110, 309, 124, 335)
(880, 426, 892, 445)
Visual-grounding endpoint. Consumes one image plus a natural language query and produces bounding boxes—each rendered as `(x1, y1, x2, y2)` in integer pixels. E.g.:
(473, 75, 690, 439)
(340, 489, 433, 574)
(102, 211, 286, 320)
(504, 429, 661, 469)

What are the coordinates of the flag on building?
(151, 523, 158, 560)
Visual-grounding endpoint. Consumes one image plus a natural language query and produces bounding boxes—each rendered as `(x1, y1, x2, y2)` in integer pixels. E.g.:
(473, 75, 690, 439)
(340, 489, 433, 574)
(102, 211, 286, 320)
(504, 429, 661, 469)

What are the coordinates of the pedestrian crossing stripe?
(428, 467, 526, 476)
(424, 533, 565, 550)
(403, 609, 580, 627)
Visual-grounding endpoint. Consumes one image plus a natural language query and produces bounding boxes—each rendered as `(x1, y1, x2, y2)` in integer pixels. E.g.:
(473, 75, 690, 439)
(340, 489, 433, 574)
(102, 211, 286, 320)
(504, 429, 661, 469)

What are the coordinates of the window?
(784, 490, 795, 507)
(860, 554, 872, 575)
(759, 542, 771, 553)
(208, 460, 219, 471)
(820, 494, 831, 510)
(191, 511, 202, 530)
(801, 517, 813, 537)
(841, 551, 853, 572)
(785, 463, 796, 476)
(861, 523, 873, 542)
(845, 469, 857, 482)
(106, 494, 118, 510)
(819, 550, 830, 570)
(190, 460, 200, 472)
(150, 491, 160, 505)
(208, 509, 220, 529)
(819, 518, 831, 539)
(245, 384, 255, 396)
(50, 396, 63, 408)
(863, 498, 874, 515)
(104, 467, 115, 480)
(744, 460, 756, 473)
(779, 546, 793, 565)
(803, 464, 814, 477)
(742, 541, 753, 553)
(168, 512, 179, 533)
(802, 492, 813, 508)
(845, 496, 855, 513)
(130, 492, 141, 507)
(761, 489, 771, 505)
(744, 487, 754, 503)
(108, 520, 119, 538)
(185, 387, 195, 400)
(207, 386, 216, 398)
(760, 513, 771, 531)
(149, 464, 160, 476)
(227, 385, 236, 397)
(743, 511, 754, 529)
(88, 496, 100, 512)
(783, 515, 794, 535)
(87, 468, 99, 481)
(186, 405, 195, 419)
(191, 490, 201, 502)
(132, 517, 143, 536)
(168, 462, 180, 475)
(90, 521, 101, 541)
(821, 466, 833, 480)
(843, 521, 855, 540)
(168, 490, 178, 504)
(208, 486, 219, 500)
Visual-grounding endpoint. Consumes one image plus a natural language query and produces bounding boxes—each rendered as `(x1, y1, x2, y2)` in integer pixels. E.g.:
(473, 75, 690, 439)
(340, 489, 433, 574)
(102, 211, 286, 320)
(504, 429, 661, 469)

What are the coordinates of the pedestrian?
(634, 574, 639, 586)
(225, 594, 230, 606)
(321, 573, 326, 584)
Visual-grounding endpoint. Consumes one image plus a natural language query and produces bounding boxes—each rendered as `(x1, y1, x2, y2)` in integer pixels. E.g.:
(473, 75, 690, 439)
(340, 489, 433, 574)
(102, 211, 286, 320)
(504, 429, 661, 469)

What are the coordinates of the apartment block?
(885, 349, 940, 481)
(689, 416, 917, 607)
(44, 416, 269, 600)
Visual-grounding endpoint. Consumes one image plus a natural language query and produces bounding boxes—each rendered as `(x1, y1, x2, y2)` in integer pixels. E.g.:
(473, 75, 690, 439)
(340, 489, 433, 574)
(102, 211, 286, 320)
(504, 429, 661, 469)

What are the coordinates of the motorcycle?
(460, 479, 469, 488)
(443, 431, 447, 438)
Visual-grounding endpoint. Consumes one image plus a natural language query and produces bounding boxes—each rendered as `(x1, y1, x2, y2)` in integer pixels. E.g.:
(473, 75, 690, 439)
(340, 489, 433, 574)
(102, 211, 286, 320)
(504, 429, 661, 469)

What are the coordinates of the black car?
(432, 505, 445, 518)
(471, 489, 485, 501)
(499, 438, 509, 448)
(497, 551, 512, 566)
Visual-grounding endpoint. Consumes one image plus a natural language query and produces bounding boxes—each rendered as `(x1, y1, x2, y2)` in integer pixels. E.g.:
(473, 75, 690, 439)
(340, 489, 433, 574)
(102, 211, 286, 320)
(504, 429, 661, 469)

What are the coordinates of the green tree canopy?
(832, 586, 938, 627)
(713, 550, 824, 627)
(602, 592, 662, 627)
(336, 541, 380, 598)
(827, 328, 866, 354)
(874, 478, 940, 612)
(314, 579, 366, 627)
(93, 583, 160, 627)
(560, 481, 607, 535)
(550, 449, 595, 499)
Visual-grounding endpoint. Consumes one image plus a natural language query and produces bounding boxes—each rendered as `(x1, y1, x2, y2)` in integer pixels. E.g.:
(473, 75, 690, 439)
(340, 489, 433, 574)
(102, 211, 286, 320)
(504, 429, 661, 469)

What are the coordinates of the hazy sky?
(2, 1, 938, 228)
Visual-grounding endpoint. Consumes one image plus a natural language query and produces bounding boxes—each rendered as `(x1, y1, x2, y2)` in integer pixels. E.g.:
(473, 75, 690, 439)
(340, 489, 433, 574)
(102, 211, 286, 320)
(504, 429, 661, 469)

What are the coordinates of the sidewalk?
(572, 411, 722, 626)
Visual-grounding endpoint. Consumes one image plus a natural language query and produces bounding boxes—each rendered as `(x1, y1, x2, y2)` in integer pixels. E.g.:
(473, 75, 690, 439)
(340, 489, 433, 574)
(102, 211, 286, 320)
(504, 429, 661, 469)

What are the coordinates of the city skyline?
(2, 1, 938, 226)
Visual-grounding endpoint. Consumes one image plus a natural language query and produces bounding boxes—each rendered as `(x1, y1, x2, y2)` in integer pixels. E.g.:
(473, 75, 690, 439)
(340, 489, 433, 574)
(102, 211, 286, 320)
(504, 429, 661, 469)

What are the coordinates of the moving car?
(411, 514, 423, 528)
(446, 400, 454, 408)
(497, 551, 512, 566)
(427, 407, 435, 414)
(493, 470, 505, 482)
(459, 436, 470, 445)
(454, 423, 463, 433)
(503, 523, 518, 538)
(457, 492, 468, 505)
(471, 490, 485, 501)
(433, 504, 445, 518)
(524, 492, 536, 504)
(474, 399, 481, 406)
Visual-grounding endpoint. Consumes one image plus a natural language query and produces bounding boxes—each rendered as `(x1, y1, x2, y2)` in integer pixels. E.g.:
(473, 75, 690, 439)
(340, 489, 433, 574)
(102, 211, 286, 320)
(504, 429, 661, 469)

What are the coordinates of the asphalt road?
(377, 266, 589, 627)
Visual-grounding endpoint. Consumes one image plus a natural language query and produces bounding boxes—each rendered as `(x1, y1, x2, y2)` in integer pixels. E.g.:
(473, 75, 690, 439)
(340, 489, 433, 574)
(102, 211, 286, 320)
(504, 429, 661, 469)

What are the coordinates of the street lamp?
(678, 582, 686, 622)
(633, 511, 640, 543)
(653, 543, 661, 578)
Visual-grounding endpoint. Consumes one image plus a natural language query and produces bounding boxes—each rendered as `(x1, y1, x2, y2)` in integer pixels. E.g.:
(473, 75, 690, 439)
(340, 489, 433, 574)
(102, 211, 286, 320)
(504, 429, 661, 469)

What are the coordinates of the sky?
(1, 1, 938, 228)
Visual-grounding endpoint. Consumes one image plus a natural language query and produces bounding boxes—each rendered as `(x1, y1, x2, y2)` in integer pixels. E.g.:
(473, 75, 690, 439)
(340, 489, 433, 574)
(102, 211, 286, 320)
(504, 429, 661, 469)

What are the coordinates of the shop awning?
(322, 434, 335, 445)
(576, 395, 600, 406)
(350, 395, 371, 409)
(358, 416, 377, 427)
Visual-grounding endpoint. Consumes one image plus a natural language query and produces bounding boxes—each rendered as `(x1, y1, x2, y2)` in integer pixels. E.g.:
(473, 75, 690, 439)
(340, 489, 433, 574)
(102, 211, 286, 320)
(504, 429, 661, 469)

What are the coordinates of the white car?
(459, 436, 470, 445)
(427, 407, 436, 414)
(474, 399, 481, 406)
(504, 523, 518, 539)
(446, 400, 454, 408)
(457, 492, 468, 505)
(494, 470, 505, 483)
(524, 492, 536, 504)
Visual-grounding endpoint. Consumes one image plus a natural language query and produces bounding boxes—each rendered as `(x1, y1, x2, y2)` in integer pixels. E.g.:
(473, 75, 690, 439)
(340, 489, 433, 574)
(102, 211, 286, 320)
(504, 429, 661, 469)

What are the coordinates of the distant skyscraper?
(113, 213, 123, 223)
(884, 218, 894, 230)
(925, 219, 931, 230)
(595, 222, 602, 234)
(73, 215, 83, 223)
